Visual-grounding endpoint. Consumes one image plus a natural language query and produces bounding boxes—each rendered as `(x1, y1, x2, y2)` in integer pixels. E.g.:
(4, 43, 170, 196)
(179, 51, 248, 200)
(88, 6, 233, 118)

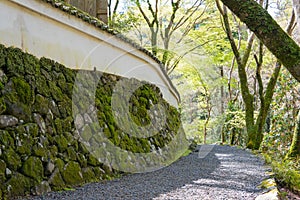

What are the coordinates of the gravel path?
(23, 145, 269, 200)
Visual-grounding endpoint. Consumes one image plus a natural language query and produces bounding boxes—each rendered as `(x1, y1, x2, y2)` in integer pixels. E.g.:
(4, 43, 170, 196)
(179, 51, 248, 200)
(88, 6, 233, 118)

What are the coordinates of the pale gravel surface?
(24, 145, 269, 200)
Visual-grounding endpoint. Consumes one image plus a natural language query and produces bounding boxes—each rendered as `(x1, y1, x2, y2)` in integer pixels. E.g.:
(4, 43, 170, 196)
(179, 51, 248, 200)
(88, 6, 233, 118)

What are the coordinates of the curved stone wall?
(0, 44, 188, 198)
(0, 1, 188, 198)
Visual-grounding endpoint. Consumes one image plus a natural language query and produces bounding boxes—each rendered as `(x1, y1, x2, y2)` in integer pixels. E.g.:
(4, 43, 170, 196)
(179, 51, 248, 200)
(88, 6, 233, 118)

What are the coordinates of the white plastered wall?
(0, 0, 180, 107)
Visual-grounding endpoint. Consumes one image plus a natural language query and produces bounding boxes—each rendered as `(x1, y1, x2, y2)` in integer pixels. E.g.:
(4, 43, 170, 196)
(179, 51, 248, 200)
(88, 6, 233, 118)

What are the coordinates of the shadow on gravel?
(26, 145, 219, 200)
(26, 145, 266, 200)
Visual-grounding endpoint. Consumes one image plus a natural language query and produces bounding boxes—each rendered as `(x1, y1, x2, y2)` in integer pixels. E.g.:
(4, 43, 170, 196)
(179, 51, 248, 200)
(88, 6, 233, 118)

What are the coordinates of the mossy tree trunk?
(251, 11, 296, 149)
(286, 111, 300, 158)
(220, 0, 300, 82)
(216, 1, 290, 150)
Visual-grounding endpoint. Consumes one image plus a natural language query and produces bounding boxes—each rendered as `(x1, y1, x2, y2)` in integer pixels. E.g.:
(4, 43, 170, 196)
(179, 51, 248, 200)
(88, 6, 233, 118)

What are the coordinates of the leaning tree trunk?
(220, 0, 300, 82)
(286, 111, 300, 158)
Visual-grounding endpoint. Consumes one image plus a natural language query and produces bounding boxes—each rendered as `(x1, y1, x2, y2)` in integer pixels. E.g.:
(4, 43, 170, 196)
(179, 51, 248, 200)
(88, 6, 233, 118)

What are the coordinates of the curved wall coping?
(0, 0, 180, 107)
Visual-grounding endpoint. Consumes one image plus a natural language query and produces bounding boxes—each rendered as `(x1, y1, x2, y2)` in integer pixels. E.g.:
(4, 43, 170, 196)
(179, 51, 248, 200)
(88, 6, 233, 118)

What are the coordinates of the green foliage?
(263, 153, 300, 194)
(261, 69, 300, 156)
(260, 67, 300, 193)
(110, 10, 142, 33)
(223, 102, 246, 132)
(222, 101, 246, 145)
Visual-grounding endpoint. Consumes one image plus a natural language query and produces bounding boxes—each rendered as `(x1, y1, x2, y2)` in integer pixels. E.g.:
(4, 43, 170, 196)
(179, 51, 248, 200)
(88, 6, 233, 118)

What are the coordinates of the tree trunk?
(150, 28, 158, 55)
(251, 8, 295, 149)
(230, 128, 236, 145)
(203, 125, 207, 144)
(203, 105, 211, 144)
(220, 66, 226, 144)
(286, 111, 300, 158)
(293, 0, 300, 44)
(220, 0, 300, 82)
(217, 3, 258, 149)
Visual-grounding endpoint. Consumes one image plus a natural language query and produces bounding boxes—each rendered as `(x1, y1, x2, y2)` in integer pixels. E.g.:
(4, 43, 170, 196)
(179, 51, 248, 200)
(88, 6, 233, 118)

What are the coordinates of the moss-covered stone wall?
(0, 44, 185, 199)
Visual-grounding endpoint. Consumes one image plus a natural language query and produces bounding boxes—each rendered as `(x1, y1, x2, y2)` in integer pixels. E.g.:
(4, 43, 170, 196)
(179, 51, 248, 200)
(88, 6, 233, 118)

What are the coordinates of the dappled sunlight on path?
(27, 145, 269, 200)
(153, 145, 268, 200)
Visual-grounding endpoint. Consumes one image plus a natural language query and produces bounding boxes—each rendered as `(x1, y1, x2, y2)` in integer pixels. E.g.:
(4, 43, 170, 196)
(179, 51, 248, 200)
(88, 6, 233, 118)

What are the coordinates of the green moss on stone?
(61, 161, 83, 186)
(60, 67, 75, 83)
(49, 146, 58, 160)
(76, 153, 87, 168)
(101, 164, 114, 176)
(54, 158, 65, 172)
(80, 126, 93, 142)
(57, 73, 67, 91)
(54, 135, 68, 152)
(66, 147, 77, 161)
(54, 118, 63, 134)
(5, 172, 31, 197)
(57, 98, 72, 118)
(0, 130, 14, 147)
(3, 85, 32, 121)
(11, 77, 33, 105)
(53, 62, 63, 73)
(89, 138, 99, 149)
(70, 140, 78, 152)
(87, 154, 100, 167)
(23, 53, 40, 75)
(6, 47, 25, 76)
(32, 144, 49, 159)
(0, 44, 7, 68)
(16, 135, 32, 155)
(63, 132, 74, 147)
(111, 131, 121, 146)
(24, 123, 39, 137)
(36, 76, 51, 97)
(0, 81, 4, 91)
(22, 156, 44, 181)
(78, 142, 89, 154)
(3, 148, 21, 171)
(48, 168, 65, 190)
(0, 97, 6, 115)
(82, 167, 96, 183)
(33, 94, 50, 115)
(140, 139, 150, 152)
(48, 81, 64, 102)
(65, 83, 74, 96)
(0, 160, 6, 184)
(63, 117, 73, 133)
(39, 57, 53, 72)
(93, 167, 105, 179)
